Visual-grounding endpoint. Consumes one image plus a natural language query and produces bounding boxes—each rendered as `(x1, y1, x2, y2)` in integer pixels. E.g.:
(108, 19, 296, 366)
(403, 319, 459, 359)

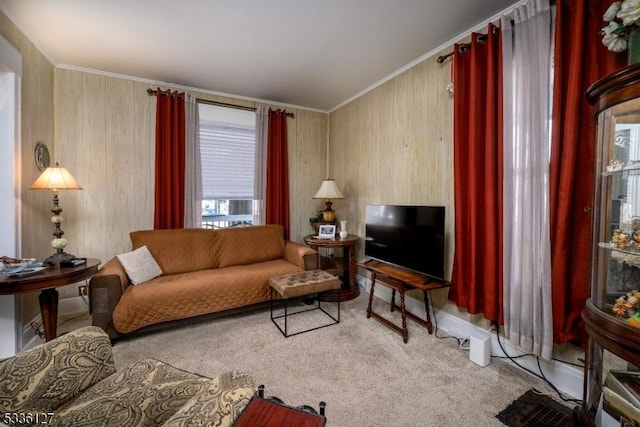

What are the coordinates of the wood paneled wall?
(54, 71, 155, 273)
(330, 55, 461, 314)
(53, 69, 327, 295)
(287, 108, 328, 242)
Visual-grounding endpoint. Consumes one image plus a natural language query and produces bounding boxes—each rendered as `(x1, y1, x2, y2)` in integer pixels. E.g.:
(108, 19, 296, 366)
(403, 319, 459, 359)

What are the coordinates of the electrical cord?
(492, 350, 584, 368)
(491, 321, 582, 404)
(30, 320, 45, 339)
(79, 279, 90, 306)
(430, 294, 469, 347)
(430, 304, 583, 403)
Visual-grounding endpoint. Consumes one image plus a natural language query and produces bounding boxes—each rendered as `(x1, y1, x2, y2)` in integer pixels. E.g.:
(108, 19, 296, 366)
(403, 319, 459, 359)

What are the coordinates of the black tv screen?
(365, 205, 445, 280)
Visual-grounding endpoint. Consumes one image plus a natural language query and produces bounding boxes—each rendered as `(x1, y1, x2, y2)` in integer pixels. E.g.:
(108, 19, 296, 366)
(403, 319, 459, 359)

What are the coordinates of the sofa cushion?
(53, 359, 210, 427)
(162, 371, 256, 427)
(112, 259, 302, 334)
(130, 229, 221, 275)
(117, 246, 163, 285)
(0, 326, 115, 414)
(216, 225, 285, 268)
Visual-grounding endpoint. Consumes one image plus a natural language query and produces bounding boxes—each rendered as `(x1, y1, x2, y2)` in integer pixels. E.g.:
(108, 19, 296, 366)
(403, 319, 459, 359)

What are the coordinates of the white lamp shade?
(313, 179, 344, 199)
(30, 165, 82, 191)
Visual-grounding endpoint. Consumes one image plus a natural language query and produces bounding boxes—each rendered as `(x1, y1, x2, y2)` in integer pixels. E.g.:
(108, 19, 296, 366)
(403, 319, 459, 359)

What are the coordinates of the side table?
(234, 385, 326, 427)
(303, 234, 359, 301)
(0, 258, 101, 341)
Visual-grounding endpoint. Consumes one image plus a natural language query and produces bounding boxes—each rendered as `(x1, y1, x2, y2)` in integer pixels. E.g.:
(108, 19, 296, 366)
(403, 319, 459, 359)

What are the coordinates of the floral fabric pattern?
(0, 326, 115, 414)
(162, 371, 256, 427)
(52, 359, 210, 427)
(0, 327, 256, 427)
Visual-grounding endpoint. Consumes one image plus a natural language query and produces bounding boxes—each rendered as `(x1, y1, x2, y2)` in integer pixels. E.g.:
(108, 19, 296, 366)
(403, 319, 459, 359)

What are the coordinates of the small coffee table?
(269, 270, 341, 337)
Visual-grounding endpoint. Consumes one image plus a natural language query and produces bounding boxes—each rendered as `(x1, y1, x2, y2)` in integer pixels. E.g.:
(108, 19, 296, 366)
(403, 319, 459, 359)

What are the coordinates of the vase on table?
(339, 220, 348, 239)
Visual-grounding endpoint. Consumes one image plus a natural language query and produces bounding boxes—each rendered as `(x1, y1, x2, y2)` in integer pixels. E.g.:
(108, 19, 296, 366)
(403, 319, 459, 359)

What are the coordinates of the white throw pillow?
(116, 245, 163, 285)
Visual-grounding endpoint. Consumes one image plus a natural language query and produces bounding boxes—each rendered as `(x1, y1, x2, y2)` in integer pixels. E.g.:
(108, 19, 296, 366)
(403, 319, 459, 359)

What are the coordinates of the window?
(198, 103, 256, 228)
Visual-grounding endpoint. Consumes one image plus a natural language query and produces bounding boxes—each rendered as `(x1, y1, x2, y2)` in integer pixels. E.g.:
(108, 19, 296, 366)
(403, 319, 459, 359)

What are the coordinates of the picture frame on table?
(318, 224, 336, 239)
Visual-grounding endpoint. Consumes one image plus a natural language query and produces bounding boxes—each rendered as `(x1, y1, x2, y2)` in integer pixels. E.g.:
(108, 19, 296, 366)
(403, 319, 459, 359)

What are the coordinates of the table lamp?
(30, 163, 83, 265)
(313, 179, 344, 223)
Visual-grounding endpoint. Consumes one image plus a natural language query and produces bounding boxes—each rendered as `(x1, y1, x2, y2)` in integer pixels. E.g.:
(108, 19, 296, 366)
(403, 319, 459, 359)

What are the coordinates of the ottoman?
(269, 270, 341, 337)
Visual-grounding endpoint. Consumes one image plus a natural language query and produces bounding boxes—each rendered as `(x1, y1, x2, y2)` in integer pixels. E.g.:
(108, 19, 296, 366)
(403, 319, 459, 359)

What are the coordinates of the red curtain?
(449, 24, 504, 322)
(154, 89, 186, 229)
(265, 109, 290, 240)
(550, 0, 626, 344)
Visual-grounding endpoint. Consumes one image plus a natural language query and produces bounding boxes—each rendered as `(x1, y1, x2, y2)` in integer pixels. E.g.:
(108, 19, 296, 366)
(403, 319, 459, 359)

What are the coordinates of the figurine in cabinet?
(612, 290, 640, 317)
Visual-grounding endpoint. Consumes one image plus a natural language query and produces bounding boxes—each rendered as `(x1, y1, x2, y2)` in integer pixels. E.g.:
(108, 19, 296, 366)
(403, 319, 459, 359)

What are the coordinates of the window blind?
(199, 119, 255, 200)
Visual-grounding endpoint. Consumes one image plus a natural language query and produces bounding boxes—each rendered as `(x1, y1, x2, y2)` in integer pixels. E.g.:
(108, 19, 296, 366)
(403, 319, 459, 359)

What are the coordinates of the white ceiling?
(1, 0, 520, 111)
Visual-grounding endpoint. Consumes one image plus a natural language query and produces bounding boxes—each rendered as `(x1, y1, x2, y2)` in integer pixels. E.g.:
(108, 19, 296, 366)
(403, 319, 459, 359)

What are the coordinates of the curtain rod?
(437, 33, 489, 64)
(436, 0, 557, 64)
(146, 88, 295, 118)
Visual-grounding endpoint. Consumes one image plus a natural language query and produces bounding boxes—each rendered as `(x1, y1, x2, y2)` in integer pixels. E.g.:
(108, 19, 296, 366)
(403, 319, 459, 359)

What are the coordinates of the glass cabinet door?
(593, 98, 640, 318)
(582, 67, 640, 426)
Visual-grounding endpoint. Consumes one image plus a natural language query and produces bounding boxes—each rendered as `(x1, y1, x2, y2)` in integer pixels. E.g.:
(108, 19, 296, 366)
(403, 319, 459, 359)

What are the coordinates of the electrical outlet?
(78, 285, 88, 297)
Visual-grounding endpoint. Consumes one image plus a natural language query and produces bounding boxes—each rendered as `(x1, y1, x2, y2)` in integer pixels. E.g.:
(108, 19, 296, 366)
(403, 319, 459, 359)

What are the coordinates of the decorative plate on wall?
(34, 142, 50, 171)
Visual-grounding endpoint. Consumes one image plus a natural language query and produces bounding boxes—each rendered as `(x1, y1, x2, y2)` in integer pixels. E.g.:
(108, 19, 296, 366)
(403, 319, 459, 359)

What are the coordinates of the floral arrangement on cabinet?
(601, 0, 640, 52)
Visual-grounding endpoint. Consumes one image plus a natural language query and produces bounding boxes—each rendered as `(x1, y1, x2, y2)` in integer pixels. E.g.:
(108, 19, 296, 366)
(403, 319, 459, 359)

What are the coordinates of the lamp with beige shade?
(313, 179, 344, 223)
(313, 116, 345, 224)
(29, 163, 83, 265)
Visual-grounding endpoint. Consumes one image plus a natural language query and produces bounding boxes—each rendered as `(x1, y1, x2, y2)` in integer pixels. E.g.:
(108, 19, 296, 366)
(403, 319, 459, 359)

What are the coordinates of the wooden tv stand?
(358, 260, 453, 343)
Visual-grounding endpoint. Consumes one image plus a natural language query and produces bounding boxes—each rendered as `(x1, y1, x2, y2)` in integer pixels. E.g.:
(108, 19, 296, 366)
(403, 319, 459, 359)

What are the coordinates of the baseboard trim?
(356, 274, 583, 399)
(21, 296, 89, 351)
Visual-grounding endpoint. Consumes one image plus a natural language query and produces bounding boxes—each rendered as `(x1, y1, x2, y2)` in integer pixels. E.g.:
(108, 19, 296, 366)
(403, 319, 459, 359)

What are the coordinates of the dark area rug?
(496, 389, 572, 427)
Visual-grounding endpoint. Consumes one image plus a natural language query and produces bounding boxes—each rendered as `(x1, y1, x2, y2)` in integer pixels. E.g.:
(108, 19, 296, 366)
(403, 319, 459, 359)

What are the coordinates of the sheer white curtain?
(184, 93, 202, 228)
(501, 0, 554, 360)
(253, 105, 268, 225)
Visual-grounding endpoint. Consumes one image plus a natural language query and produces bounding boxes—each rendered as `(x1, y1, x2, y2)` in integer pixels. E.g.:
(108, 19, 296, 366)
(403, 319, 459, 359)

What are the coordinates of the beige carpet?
(104, 294, 568, 427)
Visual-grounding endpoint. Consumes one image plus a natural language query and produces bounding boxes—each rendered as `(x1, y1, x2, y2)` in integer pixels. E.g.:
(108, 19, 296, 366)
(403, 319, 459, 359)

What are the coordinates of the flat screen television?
(365, 204, 445, 280)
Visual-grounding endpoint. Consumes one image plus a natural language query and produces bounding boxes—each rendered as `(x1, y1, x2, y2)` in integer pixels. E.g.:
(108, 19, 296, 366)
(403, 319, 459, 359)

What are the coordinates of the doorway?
(0, 33, 22, 357)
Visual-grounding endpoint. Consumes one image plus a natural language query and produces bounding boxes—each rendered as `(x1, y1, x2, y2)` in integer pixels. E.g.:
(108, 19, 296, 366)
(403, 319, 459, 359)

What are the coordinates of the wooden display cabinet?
(575, 65, 640, 426)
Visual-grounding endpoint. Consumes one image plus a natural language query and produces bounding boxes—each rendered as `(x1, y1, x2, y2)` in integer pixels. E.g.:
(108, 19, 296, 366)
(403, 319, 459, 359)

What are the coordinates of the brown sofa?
(90, 225, 318, 339)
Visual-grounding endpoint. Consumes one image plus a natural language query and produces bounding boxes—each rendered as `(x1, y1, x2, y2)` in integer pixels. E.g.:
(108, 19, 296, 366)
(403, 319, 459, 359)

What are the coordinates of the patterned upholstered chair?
(0, 326, 256, 426)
